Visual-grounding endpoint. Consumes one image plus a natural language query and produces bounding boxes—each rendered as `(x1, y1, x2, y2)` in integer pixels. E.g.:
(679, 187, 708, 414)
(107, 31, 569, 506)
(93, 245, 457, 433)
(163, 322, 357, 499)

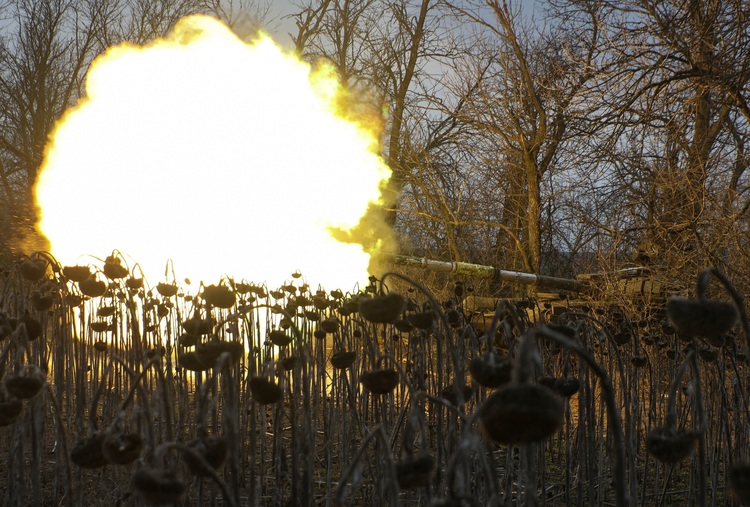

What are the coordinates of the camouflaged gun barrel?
(386, 254, 586, 292)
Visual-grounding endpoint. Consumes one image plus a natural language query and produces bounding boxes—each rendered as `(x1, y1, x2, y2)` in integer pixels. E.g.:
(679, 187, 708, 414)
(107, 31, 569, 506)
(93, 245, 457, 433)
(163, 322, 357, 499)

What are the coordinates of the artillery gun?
(385, 253, 676, 324)
(385, 254, 586, 292)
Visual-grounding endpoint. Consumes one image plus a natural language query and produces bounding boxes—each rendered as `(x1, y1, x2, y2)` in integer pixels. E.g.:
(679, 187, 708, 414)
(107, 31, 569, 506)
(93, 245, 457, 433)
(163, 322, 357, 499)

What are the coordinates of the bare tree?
(0, 0, 225, 260)
(289, 0, 481, 262)
(437, 0, 599, 275)
(565, 0, 750, 284)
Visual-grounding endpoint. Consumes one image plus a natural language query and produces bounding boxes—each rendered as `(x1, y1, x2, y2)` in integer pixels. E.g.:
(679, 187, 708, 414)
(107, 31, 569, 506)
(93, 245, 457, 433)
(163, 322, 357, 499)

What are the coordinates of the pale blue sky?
(250, 0, 541, 48)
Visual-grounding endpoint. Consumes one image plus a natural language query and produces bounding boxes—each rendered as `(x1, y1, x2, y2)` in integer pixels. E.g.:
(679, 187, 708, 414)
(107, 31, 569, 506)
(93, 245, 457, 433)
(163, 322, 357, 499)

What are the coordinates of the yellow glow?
(35, 15, 391, 289)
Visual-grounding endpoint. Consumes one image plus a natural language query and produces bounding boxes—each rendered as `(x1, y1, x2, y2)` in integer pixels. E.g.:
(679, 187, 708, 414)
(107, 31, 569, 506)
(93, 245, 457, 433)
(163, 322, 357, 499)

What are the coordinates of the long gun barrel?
(385, 254, 586, 293)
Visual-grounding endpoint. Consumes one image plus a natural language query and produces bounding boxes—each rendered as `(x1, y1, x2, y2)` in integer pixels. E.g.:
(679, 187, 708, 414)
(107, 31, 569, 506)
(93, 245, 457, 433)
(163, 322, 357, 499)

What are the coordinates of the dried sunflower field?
(2, 251, 750, 506)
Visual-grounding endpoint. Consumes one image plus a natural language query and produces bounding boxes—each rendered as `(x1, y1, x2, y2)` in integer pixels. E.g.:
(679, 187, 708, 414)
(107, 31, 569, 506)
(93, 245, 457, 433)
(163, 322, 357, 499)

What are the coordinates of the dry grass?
(0, 253, 748, 506)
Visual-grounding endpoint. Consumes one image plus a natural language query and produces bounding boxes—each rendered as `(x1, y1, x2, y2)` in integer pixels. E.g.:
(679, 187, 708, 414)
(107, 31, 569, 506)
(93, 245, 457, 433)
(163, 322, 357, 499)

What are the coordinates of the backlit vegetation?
(1, 252, 750, 506)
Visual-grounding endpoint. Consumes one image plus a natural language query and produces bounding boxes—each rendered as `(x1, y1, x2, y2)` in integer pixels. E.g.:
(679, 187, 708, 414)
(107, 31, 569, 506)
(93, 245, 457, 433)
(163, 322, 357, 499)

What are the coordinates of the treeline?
(1, 0, 749, 291)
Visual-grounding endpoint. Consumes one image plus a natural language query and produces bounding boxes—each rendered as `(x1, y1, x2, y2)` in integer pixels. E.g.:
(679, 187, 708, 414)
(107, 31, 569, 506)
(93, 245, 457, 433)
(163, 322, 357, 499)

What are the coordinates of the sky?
(243, 0, 541, 49)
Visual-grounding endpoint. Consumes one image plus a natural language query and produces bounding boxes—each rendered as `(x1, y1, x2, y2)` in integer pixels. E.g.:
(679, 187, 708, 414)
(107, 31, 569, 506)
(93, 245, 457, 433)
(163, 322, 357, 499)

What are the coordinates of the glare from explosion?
(35, 15, 392, 290)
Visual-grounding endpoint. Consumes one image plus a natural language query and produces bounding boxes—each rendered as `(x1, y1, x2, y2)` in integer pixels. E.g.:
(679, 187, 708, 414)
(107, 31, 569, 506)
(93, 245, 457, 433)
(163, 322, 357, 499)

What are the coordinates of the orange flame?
(35, 15, 391, 289)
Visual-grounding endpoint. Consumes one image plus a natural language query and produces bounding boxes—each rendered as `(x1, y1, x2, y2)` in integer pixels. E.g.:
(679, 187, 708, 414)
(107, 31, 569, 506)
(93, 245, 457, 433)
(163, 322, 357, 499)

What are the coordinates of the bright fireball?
(35, 15, 391, 290)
